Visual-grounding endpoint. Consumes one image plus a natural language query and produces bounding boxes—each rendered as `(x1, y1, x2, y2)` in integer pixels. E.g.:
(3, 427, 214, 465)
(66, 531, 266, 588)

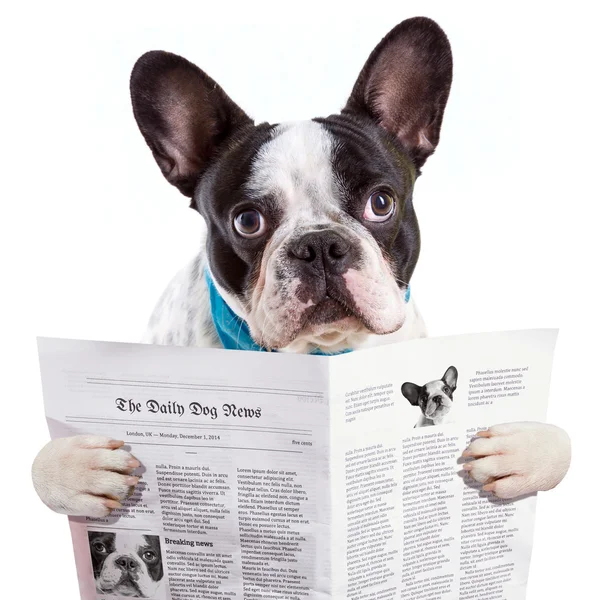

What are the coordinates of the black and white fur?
(89, 531, 164, 598)
(32, 18, 571, 513)
(402, 366, 458, 427)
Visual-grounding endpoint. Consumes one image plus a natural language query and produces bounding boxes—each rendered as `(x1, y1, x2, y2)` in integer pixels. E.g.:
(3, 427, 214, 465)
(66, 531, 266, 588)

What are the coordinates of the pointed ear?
(442, 366, 458, 390)
(401, 382, 421, 406)
(343, 17, 452, 169)
(130, 51, 253, 198)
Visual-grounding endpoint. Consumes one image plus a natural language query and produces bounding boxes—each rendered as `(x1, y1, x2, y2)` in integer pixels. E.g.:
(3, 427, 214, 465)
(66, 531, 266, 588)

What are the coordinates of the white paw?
(461, 422, 571, 499)
(32, 435, 141, 517)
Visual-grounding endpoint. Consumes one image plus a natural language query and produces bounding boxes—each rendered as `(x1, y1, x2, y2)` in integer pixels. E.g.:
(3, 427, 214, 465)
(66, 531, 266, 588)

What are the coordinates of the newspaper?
(37, 329, 557, 600)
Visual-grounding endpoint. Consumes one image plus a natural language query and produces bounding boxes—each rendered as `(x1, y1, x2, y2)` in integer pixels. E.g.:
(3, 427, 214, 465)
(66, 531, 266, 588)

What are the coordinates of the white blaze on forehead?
(112, 535, 148, 555)
(246, 120, 340, 221)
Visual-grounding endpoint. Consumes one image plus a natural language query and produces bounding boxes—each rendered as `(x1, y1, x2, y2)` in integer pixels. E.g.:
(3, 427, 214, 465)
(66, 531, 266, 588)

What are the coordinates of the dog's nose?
(115, 556, 139, 572)
(432, 395, 443, 404)
(289, 230, 352, 275)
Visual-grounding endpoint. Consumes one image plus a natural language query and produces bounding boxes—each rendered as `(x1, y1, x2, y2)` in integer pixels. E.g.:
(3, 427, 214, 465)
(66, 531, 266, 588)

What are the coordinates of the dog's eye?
(92, 542, 107, 554)
(443, 386, 450, 394)
(233, 209, 266, 238)
(363, 191, 395, 222)
(142, 550, 157, 562)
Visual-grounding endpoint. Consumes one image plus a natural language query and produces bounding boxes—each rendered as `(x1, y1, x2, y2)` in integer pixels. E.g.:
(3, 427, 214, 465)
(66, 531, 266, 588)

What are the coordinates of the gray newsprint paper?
(37, 329, 557, 600)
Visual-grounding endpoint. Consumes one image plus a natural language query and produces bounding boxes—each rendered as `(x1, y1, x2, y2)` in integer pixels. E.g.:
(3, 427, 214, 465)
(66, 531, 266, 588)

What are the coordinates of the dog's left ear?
(130, 51, 253, 199)
(343, 17, 452, 169)
(442, 366, 458, 390)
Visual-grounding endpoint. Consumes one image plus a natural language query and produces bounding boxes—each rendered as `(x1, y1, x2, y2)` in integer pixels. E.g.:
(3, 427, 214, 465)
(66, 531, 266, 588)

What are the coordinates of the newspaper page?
(37, 339, 333, 600)
(329, 329, 557, 600)
(37, 329, 557, 600)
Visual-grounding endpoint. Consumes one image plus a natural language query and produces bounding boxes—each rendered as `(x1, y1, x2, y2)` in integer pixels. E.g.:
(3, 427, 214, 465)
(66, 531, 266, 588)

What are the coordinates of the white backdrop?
(1, 1, 598, 598)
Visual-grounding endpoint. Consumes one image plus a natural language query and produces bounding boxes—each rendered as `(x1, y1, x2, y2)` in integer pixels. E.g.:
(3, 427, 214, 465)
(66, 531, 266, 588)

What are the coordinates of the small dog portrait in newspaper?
(88, 531, 165, 598)
(402, 366, 458, 427)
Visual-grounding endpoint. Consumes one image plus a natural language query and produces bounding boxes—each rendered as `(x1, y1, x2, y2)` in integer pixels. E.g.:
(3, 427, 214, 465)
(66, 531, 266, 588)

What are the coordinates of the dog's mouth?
(298, 292, 369, 344)
(270, 294, 366, 353)
(248, 259, 407, 351)
(108, 575, 143, 598)
(304, 295, 355, 326)
(300, 279, 399, 335)
(424, 398, 452, 420)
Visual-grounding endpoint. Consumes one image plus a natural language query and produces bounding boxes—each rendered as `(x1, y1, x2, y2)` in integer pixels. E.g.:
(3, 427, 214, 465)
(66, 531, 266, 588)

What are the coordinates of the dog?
(402, 366, 458, 427)
(88, 531, 164, 598)
(32, 17, 571, 516)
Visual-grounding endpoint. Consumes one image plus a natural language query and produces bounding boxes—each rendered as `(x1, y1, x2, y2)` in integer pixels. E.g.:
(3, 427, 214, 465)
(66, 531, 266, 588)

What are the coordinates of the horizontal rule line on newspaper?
(87, 377, 322, 398)
(131, 441, 303, 453)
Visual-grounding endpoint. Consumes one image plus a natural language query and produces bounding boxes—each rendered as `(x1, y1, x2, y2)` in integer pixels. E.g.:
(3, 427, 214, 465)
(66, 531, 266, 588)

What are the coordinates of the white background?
(1, 1, 598, 598)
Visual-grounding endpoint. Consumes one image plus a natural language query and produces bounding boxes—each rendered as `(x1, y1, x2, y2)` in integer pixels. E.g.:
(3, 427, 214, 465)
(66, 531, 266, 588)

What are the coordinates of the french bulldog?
(32, 17, 571, 515)
(402, 366, 458, 427)
(88, 531, 164, 598)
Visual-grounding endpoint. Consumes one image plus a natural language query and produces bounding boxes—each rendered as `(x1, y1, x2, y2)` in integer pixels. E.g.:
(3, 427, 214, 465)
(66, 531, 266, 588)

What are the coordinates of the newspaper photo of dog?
(88, 531, 165, 598)
(402, 366, 458, 427)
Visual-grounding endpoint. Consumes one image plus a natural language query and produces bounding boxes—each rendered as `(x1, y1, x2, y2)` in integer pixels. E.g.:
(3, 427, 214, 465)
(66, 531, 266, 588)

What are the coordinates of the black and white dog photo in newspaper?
(402, 366, 458, 428)
(32, 17, 571, 515)
(88, 531, 164, 598)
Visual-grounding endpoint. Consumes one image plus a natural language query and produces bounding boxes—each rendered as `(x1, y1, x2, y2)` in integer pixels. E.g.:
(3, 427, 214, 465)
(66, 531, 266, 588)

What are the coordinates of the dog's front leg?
(461, 422, 571, 498)
(32, 436, 141, 516)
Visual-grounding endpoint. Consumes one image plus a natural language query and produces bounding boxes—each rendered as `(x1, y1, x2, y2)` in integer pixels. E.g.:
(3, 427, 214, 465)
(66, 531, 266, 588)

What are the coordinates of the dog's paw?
(32, 435, 141, 517)
(461, 421, 571, 499)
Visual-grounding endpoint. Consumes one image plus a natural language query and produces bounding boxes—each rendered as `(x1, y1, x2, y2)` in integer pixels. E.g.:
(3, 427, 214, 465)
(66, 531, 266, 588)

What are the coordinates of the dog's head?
(88, 531, 163, 598)
(401, 366, 458, 424)
(130, 17, 452, 353)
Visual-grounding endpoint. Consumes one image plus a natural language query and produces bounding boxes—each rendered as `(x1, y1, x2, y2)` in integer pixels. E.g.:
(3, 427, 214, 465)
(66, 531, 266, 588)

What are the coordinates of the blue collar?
(205, 269, 410, 355)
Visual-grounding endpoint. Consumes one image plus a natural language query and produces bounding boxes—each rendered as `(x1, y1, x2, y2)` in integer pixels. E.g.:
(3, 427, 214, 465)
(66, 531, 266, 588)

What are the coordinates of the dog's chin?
(426, 406, 452, 425)
(305, 296, 353, 325)
(263, 297, 403, 353)
(102, 578, 142, 598)
(114, 583, 142, 598)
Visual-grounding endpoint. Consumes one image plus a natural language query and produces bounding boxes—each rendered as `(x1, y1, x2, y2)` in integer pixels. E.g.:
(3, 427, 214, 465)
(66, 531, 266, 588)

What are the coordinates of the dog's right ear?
(401, 382, 421, 406)
(130, 51, 253, 199)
